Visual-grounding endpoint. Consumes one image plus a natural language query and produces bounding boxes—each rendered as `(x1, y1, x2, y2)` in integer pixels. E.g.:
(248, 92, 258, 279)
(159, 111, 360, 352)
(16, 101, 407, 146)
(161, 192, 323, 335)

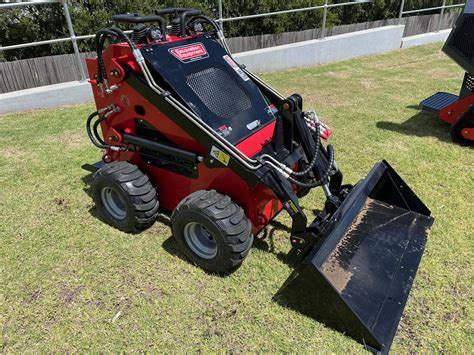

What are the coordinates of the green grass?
(1, 43, 473, 352)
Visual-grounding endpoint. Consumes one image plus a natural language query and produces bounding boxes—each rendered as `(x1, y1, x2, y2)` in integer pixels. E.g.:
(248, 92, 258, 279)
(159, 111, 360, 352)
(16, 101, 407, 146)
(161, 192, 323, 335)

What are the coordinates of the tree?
(0, 0, 463, 61)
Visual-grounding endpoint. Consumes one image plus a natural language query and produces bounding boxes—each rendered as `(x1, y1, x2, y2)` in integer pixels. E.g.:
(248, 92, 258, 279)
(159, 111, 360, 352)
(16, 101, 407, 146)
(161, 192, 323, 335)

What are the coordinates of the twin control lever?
(112, 7, 202, 40)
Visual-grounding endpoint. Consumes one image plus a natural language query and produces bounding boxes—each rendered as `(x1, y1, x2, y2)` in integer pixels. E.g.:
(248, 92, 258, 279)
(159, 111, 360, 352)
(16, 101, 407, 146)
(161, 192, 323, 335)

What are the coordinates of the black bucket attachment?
(275, 161, 434, 353)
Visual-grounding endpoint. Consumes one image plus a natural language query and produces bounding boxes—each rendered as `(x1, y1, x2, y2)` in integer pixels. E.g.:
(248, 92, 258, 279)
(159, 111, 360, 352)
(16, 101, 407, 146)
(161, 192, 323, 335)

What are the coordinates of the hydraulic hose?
(93, 114, 108, 145)
(186, 15, 220, 34)
(95, 27, 137, 85)
(186, 15, 231, 53)
(86, 111, 109, 149)
(95, 29, 119, 84)
(290, 119, 321, 177)
(86, 110, 126, 151)
(286, 144, 335, 188)
(109, 27, 138, 50)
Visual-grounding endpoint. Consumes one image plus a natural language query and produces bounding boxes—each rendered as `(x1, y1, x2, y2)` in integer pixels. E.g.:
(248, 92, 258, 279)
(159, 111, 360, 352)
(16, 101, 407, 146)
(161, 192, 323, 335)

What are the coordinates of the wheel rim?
(183, 222, 217, 259)
(100, 187, 126, 220)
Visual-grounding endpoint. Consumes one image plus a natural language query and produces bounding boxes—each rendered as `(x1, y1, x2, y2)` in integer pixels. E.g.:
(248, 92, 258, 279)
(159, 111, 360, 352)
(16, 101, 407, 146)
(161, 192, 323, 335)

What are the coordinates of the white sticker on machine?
(223, 55, 250, 81)
(210, 145, 231, 166)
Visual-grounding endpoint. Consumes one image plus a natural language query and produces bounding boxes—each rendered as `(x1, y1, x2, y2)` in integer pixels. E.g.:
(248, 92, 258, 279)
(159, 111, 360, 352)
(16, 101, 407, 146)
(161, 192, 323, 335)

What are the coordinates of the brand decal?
(169, 43, 209, 63)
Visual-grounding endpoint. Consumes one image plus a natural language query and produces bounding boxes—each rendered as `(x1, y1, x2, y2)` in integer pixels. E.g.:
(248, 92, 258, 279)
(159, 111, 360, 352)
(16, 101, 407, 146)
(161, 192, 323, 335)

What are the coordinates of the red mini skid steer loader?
(82, 8, 434, 353)
(420, 0, 474, 145)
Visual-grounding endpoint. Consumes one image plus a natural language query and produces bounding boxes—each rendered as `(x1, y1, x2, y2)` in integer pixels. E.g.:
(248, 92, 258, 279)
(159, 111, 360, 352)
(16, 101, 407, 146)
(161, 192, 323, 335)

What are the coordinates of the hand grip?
(155, 7, 198, 15)
(179, 9, 202, 37)
(112, 13, 167, 41)
(112, 13, 165, 24)
(154, 8, 202, 37)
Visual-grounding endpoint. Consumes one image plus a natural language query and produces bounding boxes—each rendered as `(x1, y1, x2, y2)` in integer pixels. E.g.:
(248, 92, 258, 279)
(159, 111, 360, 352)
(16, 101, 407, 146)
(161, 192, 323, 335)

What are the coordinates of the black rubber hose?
(109, 27, 137, 50)
(93, 114, 108, 145)
(290, 120, 321, 177)
(87, 110, 127, 152)
(86, 111, 118, 150)
(95, 27, 136, 84)
(186, 15, 221, 35)
(95, 29, 118, 84)
(95, 32, 105, 84)
(286, 144, 335, 188)
(87, 111, 107, 149)
(98, 30, 118, 80)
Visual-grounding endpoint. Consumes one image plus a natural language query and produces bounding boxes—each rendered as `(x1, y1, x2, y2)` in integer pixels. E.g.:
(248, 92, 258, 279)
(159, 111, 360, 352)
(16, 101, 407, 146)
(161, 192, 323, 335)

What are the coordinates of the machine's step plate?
(420, 92, 459, 113)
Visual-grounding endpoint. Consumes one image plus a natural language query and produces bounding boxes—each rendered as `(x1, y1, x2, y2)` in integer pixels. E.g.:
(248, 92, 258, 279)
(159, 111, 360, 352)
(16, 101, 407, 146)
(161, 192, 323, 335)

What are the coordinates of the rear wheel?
(171, 190, 253, 273)
(91, 161, 159, 232)
(451, 107, 474, 146)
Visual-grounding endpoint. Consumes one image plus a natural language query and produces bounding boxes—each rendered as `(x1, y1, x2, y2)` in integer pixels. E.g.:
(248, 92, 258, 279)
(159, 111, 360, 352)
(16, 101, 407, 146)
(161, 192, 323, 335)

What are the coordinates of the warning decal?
(287, 200, 299, 214)
(210, 145, 231, 166)
(223, 55, 250, 81)
(169, 43, 209, 63)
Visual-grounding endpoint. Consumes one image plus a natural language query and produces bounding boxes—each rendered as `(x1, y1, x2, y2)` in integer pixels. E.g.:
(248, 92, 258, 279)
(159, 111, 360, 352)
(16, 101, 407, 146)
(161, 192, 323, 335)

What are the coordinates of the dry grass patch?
(49, 131, 89, 148)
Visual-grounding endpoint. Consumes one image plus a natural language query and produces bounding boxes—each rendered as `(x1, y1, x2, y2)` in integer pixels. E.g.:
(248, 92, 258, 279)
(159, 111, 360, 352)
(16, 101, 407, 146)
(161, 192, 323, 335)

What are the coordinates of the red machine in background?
(420, 2, 474, 145)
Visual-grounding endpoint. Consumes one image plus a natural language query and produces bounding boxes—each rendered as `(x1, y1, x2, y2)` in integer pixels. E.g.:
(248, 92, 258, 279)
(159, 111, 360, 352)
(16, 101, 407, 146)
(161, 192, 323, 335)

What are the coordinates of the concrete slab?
(0, 80, 93, 115)
(401, 29, 452, 48)
(234, 25, 405, 72)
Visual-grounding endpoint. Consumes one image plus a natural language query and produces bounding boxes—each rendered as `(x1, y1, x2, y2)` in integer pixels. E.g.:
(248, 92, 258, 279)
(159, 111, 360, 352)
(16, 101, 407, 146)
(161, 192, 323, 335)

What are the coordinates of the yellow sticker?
(210, 145, 230, 166)
(288, 200, 299, 213)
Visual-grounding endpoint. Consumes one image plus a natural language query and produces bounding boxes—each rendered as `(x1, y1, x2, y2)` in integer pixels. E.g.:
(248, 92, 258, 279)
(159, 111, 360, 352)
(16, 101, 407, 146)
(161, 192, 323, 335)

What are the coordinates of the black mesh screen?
(463, 72, 474, 91)
(141, 36, 275, 143)
(186, 66, 252, 118)
(450, 15, 474, 60)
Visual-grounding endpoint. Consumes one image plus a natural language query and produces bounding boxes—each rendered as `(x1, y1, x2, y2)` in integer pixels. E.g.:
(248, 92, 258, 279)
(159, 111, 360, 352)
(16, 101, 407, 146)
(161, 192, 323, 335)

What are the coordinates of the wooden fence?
(0, 13, 460, 94)
(0, 52, 95, 94)
(225, 12, 460, 53)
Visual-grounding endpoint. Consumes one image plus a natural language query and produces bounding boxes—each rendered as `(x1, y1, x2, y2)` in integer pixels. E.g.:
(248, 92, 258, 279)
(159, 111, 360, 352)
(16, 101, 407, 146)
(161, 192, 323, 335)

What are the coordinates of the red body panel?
(462, 127, 474, 140)
(439, 94, 474, 124)
(86, 38, 284, 235)
(439, 94, 474, 142)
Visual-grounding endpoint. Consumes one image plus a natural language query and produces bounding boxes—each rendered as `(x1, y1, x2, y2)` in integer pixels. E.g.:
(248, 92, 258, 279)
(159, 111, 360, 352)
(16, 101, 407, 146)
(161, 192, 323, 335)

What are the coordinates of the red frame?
(439, 94, 474, 141)
(86, 36, 284, 235)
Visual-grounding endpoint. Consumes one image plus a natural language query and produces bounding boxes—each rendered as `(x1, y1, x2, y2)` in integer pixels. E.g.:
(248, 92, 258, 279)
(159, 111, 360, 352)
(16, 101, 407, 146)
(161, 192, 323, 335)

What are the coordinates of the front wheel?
(91, 161, 159, 233)
(171, 190, 253, 273)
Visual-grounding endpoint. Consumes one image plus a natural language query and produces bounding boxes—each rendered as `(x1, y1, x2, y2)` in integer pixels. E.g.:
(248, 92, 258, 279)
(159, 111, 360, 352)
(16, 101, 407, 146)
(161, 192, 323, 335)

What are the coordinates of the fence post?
(62, 0, 87, 81)
(218, 0, 224, 32)
(321, 0, 328, 39)
(398, 0, 405, 24)
(437, 0, 447, 32)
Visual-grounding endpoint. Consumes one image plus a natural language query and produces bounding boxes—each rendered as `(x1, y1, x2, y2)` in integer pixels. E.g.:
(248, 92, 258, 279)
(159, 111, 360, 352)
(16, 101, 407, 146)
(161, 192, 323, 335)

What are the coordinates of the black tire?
(171, 190, 253, 273)
(91, 161, 159, 233)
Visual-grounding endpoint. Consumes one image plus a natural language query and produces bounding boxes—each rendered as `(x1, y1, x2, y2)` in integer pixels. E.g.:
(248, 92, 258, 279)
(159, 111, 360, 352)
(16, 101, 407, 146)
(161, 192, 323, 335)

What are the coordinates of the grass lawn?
(1, 43, 473, 352)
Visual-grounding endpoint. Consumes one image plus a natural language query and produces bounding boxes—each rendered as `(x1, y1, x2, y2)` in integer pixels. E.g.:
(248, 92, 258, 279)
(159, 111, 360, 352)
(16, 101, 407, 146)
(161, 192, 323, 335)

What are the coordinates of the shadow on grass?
(159, 213, 238, 277)
(82, 171, 312, 270)
(377, 111, 452, 143)
(81, 173, 117, 231)
(162, 236, 238, 277)
(253, 217, 318, 268)
(161, 217, 308, 274)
